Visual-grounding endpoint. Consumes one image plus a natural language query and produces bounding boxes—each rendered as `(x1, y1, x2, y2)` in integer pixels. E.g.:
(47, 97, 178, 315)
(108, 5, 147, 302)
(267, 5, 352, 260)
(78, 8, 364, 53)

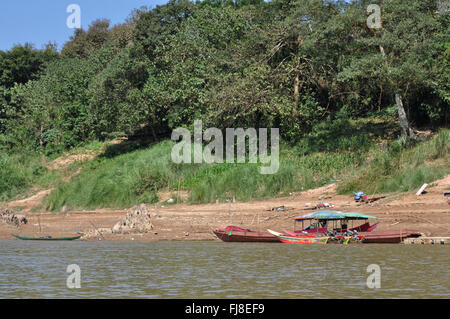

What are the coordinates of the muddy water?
(0, 241, 449, 299)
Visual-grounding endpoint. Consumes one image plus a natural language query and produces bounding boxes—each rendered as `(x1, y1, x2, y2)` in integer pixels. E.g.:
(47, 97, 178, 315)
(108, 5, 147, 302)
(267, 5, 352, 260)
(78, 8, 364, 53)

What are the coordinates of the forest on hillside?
(0, 0, 448, 157)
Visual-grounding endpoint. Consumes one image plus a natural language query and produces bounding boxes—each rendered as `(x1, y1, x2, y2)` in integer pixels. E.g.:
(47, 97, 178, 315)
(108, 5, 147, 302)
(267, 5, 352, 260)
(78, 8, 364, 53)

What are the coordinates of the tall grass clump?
(44, 137, 363, 211)
(43, 128, 449, 211)
(44, 140, 180, 210)
(338, 129, 450, 194)
(0, 153, 60, 201)
(184, 162, 299, 203)
(0, 154, 29, 200)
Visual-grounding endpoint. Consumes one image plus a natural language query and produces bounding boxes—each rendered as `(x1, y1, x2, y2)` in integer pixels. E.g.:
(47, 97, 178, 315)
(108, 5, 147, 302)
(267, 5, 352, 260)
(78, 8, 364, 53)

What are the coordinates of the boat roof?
(294, 210, 377, 221)
(341, 212, 377, 220)
(295, 210, 342, 221)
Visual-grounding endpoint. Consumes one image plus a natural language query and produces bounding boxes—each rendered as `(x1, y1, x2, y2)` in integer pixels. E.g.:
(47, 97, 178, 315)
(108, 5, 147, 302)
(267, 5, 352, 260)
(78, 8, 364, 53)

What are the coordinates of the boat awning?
(294, 210, 377, 221)
(294, 210, 343, 221)
(340, 212, 377, 220)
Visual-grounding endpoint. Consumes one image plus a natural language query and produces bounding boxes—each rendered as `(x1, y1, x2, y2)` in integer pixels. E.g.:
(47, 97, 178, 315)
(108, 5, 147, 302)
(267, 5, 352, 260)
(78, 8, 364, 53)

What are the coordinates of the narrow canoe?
(12, 234, 81, 241)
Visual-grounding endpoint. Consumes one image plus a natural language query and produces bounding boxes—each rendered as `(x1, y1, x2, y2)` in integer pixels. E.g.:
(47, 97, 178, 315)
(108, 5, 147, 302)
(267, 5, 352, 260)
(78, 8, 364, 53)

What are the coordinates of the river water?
(0, 241, 448, 299)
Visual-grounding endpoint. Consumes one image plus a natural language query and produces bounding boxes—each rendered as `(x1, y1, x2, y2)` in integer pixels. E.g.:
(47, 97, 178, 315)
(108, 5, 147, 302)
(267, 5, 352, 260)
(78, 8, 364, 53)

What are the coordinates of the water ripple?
(0, 241, 449, 298)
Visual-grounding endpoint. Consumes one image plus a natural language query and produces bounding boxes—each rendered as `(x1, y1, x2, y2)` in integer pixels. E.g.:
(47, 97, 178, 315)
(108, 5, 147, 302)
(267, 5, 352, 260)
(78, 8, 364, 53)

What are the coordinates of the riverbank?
(1, 174, 449, 242)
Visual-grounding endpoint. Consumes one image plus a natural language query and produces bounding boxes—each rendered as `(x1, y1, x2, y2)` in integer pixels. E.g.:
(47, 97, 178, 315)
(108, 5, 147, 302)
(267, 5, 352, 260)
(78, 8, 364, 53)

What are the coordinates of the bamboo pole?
(38, 214, 42, 233)
(250, 213, 257, 226)
(257, 213, 260, 233)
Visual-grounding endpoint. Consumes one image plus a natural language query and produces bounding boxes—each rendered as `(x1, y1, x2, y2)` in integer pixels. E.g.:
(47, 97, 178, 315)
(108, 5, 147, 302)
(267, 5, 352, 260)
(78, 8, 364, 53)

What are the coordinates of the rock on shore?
(0, 209, 28, 227)
(112, 204, 154, 234)
(81, 204, 154, 239)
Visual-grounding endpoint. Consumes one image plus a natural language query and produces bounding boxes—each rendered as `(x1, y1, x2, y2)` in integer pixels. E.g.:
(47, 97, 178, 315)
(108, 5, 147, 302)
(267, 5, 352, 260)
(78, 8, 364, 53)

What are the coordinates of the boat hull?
(267, 230, 330, 244)
(12, 234, 81, 241)
(277, 235, 330, 244)
(359, 230, 421, 244)
(213, 230, 279, 243)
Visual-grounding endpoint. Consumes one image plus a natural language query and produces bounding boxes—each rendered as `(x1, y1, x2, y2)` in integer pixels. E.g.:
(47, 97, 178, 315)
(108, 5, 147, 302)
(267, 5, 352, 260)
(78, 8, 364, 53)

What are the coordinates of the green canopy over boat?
(295, 210, 377, 221)
(340, 212, 377, 220)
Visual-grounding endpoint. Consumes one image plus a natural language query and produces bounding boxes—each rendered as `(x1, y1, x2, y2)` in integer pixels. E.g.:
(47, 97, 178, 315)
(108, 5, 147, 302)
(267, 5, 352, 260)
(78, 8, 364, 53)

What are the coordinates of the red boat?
(359, 230, 422, 243)
(213, 226, 280, 243)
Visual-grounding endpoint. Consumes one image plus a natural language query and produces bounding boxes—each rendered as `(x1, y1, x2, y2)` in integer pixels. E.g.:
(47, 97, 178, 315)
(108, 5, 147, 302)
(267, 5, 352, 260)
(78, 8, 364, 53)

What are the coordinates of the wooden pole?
(250, 213, 257, 226)
(257, 213, 260, 233)
(38, 214, 42, 233)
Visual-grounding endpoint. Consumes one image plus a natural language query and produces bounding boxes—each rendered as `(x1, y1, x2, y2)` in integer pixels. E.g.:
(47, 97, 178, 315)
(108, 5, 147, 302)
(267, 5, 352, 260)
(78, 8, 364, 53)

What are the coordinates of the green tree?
(132, 0, 195, 60)
(0, 43, 58, 88)
(338, 0, 448, 139)
(61, 19, 111, 59)
(88, 48, 149, 138)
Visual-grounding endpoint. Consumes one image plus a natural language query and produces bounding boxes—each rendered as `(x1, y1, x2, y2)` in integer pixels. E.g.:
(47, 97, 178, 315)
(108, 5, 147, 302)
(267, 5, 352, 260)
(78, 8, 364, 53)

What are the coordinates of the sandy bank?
(1, 175, 449, 242)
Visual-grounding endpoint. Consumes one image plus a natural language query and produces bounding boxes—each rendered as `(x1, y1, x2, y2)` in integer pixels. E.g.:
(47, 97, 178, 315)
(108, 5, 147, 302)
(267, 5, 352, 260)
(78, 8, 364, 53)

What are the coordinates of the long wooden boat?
(359, 230, 421, 244)
(213, 226, 279, 243)
(12, 234, 81, 241)
(268, 230, 330, 245)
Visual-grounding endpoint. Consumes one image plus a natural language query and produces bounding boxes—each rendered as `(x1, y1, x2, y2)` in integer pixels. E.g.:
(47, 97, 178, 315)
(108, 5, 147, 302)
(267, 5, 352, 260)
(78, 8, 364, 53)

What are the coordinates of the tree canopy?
(0, 0, 448, 154)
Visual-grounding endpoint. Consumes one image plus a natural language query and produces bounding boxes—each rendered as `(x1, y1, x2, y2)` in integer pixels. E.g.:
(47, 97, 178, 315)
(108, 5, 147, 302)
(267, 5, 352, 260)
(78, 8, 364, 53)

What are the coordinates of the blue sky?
(0, 0, 169, 51)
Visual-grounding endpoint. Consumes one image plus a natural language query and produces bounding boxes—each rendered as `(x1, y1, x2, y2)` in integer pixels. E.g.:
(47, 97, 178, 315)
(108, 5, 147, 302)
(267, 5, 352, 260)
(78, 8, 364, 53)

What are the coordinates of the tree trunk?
(379, 44, 417, 141)
(151, 125, 158, 142)
(294, 74, 300, 103)
(39, 123, 44, 148)
(294, 35, 303, 104)
(395, 93, 417, 140)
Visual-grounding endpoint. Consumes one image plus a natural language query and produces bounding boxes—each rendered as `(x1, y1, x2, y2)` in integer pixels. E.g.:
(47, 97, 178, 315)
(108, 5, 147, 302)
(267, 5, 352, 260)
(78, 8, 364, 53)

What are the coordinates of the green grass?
(337, 129, 450, 194)
(44, 126, 450, 212)
(0, 153, 62, 201)
(43, 138, 365, 211)
(3, 118, 449, 212)
(0, 139, 110, 203)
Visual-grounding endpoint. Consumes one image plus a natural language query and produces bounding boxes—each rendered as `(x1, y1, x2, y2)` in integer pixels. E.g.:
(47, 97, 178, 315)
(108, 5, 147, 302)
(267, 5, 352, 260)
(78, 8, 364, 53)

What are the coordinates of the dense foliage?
(0, 0, 448, 208)
(1, 0, 448, 155)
